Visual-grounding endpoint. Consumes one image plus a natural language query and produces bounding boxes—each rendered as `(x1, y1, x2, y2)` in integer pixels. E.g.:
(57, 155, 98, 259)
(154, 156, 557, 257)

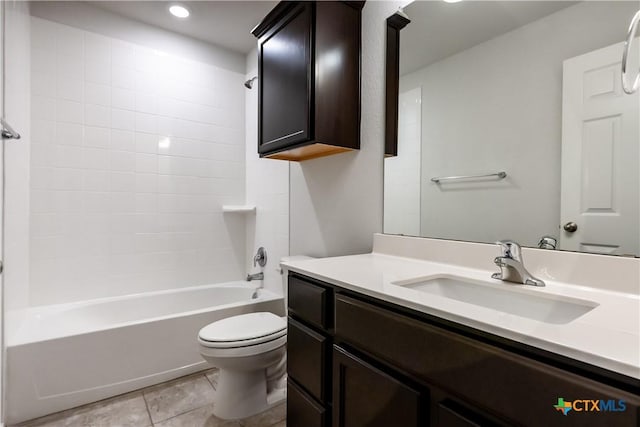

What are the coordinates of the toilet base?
(212, 369, 286, 420)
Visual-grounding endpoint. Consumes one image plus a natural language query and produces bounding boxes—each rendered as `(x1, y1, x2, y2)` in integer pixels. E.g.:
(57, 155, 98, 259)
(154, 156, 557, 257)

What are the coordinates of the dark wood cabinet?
(286, 274, 334, 427)
(332, 346, 425, 427)
(288, 317, 329, 401)
(288, 378, 327, 427)
(287, 272, 640, 427)
(252, 2, 363, 161)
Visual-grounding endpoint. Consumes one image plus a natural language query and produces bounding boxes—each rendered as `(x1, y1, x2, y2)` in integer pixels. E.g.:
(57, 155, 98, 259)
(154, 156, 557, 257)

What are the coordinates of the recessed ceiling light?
(169, 4, 190, 18)
(443, 0, 463, 3)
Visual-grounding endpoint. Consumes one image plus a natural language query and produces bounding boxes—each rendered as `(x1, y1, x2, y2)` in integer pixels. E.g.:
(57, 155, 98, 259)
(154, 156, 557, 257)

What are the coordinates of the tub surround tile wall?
(28, 17, 246, 306)
(14, 370, 286, 427)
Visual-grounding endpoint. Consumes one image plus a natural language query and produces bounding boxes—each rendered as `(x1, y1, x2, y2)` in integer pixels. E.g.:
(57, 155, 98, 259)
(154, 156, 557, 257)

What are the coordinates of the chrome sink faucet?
(492, 240, 545, 287)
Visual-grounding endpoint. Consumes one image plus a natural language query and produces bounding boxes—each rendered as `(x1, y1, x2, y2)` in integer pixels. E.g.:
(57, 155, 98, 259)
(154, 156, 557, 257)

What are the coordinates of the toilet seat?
(198, 312, 286, 350)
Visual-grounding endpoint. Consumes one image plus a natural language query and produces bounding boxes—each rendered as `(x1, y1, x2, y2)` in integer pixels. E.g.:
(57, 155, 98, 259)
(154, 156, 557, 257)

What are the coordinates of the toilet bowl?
(198, 312, 287, 420)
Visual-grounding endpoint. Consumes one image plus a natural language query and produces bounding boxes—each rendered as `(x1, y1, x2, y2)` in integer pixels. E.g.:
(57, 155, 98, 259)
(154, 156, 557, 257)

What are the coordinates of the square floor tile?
(239, 404, 286, 427)
(153, 404, 242, 427)
(143, 374, 215, 423)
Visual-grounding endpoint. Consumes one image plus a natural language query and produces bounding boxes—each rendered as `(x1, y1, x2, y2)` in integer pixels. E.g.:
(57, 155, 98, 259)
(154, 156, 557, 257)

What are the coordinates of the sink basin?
(392, 275, 598, 324)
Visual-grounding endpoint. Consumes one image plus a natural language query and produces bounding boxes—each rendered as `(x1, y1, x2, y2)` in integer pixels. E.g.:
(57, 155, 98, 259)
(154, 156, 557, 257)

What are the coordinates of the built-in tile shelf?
(222, 205, 256, 214)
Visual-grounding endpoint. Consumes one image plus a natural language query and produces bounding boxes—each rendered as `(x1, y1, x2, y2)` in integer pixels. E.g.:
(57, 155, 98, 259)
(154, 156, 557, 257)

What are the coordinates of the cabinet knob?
(563, 222, 578, 233)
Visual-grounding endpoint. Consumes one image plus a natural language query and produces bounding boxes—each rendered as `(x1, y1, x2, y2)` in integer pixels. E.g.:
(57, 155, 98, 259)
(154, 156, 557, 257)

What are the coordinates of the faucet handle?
(253, 247, 267, 268)
(496, 240, 522, 261)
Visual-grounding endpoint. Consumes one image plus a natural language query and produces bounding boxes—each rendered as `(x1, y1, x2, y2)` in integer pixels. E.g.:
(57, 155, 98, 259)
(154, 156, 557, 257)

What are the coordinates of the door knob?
(563, 222, 578, 232)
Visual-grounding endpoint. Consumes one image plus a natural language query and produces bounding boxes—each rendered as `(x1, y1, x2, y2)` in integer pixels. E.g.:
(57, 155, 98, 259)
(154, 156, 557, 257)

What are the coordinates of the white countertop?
(282, 253, 640, 380)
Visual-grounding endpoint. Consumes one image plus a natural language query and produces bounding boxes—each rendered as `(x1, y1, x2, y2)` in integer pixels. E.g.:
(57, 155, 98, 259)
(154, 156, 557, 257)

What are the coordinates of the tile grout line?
(203, 369, 217, 391)
(147, 373, 217, 426)
(141, 389, 155, 427)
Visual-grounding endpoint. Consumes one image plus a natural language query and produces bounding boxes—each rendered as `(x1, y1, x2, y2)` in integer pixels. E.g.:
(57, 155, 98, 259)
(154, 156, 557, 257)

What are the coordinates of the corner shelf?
(222, 205, 257, 214)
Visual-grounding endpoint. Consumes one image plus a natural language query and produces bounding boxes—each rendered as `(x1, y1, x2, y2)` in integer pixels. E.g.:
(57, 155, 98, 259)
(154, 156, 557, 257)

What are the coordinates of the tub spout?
(246, 272, 264, 281)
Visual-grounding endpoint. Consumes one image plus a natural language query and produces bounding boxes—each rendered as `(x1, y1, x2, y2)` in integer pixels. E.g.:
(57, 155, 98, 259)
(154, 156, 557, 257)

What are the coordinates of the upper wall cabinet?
(252, 1, 364, 161)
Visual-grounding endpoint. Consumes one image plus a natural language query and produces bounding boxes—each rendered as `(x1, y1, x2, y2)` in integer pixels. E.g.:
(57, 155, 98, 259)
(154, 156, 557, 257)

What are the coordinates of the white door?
(560, 40, 640, 255)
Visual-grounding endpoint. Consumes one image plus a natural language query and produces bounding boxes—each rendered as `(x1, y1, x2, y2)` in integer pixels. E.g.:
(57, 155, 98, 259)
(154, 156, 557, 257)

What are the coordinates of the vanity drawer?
(334, 294, 640, 427)
(288, 378, 327, 427)
(288, 274, 332, 329)
(288, 317, 329, 401)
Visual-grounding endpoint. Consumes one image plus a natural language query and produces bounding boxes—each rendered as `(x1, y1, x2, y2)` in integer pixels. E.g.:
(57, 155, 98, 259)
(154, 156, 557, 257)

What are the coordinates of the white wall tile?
(110, 129, 134, 151)
(109, 171, 136, 192)
(84, 32, 111, 63)
(32, 96, 56, 121)
(135, 112, 157, 134)
(31, 167, 53, 190)
(85, 104, 111, 128)
(85, 82, 111, 106)
(112, 87, 135, 110)
(56, 77, 83, 102)
(135, 132, 158, 153)
(82, 147, 109, 170)
(56, 55, 84, 80)
(111, 108, 135, 130)
(55, 123, 83, 146)
(52, 168, 83, 191)
(85, 59, 111, 85)
(32, 72, 56, 98)
(112, 65, 136, 89)
(109, 150, 135, 172)
(56, 99, 83, 124)
(84, 126, 110, 148)
(29, 17, 246, 305)
(135, 153, 157, 173)
(82, 170, 110, 191)
(56, 25, 84, 58)
(53, 145, 83, 168)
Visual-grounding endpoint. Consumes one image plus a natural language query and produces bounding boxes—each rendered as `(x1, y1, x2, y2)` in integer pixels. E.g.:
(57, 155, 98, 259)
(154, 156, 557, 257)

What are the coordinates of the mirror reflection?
(384, 0, 640, 256)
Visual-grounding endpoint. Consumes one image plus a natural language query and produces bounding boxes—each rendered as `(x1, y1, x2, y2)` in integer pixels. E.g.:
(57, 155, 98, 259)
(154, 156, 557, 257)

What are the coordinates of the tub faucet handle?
(253, 247, 267, 268)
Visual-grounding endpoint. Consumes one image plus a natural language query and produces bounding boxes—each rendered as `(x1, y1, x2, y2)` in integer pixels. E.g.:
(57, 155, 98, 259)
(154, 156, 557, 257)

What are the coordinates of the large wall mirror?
(384, 0, 640, 257)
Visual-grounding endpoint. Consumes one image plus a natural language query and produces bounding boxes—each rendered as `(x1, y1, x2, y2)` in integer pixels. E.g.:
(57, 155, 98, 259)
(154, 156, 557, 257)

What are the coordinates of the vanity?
(283, 235, 640, 427)
(282, 1, 640, 425)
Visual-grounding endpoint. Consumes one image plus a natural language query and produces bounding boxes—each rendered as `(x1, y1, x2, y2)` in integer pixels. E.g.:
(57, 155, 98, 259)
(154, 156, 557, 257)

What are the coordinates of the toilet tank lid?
(198, 312, 286, 342)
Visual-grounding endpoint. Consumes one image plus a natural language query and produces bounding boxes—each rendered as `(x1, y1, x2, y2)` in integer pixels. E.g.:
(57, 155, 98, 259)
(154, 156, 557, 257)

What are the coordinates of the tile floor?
(13, 370, 286, 427)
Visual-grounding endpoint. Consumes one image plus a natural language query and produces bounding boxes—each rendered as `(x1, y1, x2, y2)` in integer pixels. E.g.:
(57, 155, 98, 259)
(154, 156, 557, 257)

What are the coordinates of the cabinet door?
(288, 317, 329, 402)
(258, 3, 312, 155)
(288, 378, 326, 427)
(333, 346, 425, 427)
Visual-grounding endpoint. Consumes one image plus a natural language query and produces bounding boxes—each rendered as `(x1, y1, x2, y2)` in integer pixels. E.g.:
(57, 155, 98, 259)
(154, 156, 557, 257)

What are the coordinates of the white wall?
(3, 2, 32, 313)
(29, 1, 243, 74)
(3, 0, 32, 421)
(244, 49, 289, 296)
(290, 1, 405, 258)
(383, 87, 421, 236)
(26, 15, 246, 306)
(399, 1, 636, 247)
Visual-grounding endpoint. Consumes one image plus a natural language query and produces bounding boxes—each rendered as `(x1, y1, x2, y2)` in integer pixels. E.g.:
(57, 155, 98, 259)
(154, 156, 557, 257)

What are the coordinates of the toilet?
(197, 256, 312, 420)
(198, 312, 287, 419)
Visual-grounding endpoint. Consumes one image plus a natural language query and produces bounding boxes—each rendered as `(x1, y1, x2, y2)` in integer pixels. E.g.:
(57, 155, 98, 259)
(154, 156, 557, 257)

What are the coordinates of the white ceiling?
(400, 1, 577, 75)
(90, 1, 278, 54)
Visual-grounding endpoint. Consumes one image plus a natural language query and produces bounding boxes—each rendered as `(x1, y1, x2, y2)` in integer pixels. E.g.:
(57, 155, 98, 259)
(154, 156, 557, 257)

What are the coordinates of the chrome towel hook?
(622, 10, 640, 95)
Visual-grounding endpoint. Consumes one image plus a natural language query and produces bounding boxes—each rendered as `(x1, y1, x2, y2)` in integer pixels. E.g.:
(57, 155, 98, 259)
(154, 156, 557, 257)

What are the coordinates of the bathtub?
(5, 282, 285, 424)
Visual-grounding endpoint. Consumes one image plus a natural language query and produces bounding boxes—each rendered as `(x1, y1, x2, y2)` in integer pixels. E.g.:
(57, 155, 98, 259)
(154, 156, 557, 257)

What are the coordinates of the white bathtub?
(5, 282, 285, 424)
